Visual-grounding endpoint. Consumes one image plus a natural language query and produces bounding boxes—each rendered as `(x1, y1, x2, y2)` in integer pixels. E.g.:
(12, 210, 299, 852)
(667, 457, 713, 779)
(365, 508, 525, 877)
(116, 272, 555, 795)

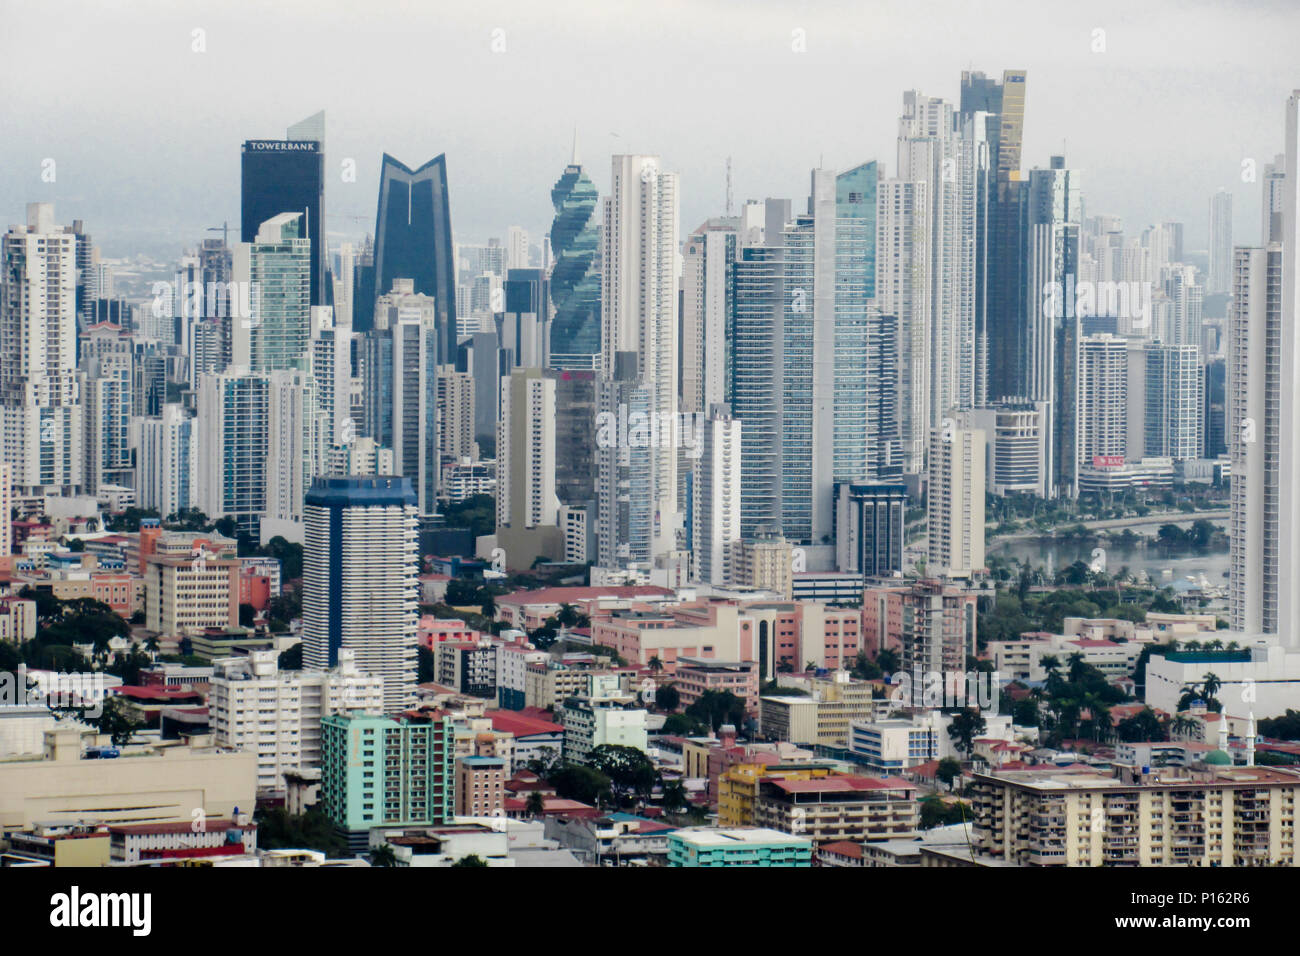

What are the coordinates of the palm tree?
(370, 844, 398, 867)
(1201, 672, 1222, 702)
(525, 791, 545, 818)
(648, 656, 664, 673)
(1066, 651, 1088, 684)
(1170, 715, 1199, 740)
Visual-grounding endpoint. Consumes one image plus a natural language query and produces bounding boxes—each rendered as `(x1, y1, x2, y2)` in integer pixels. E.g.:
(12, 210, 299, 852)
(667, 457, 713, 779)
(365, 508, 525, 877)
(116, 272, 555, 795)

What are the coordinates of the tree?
(654, 683, 680, 712)
(370, 844, 398, 867)
(525, 791, 546, 817)
(876, 648, 900, 674)
(648, 656, 664, 673)
(255, 806, 348, 858)
(661, 779, 688, 813)
(918, 796, 971, 830)
(417, 645, 436, 683)
(94, 696, 143, 746)
(239, 603, 257, 628)
(661, 712, 708, 736)
(947, 708, 987, 758)
(851, 652, 882, 681)
(1115, 706, 1166, 743)
(587, 744, 660, 808)
(685, 689, 745, 732)
(257, 536, 303, 582)
(936, 756, 963, 791)
(277, 643, 303, 671)
(549, 762, 612, 807)
(452, 854, 490, 867)
(524, 746, 561, 778)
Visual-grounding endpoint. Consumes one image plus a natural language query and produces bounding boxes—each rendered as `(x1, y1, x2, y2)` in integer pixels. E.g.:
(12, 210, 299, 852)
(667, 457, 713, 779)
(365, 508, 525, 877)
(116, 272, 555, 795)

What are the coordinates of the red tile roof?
(486, 710, 564, 737)
(768, 775, 914, 795)
(818, 840, 864, 859)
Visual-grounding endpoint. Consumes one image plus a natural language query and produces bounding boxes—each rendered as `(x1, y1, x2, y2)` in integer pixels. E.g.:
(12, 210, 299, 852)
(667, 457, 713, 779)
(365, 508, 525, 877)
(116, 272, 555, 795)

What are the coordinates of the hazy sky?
(3, 0, 1296, 260)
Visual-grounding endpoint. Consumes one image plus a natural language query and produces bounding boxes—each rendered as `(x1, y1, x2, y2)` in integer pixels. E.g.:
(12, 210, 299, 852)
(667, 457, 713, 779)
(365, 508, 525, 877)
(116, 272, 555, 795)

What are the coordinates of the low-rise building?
(666, 827, 812, 867)
(754, 774, 918, 844)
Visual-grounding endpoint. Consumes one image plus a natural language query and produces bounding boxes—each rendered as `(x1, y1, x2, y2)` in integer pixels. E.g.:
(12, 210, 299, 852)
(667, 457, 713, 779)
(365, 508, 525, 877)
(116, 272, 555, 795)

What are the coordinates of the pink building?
(674, 658, 759, 714)
(418, 616, 483, 651)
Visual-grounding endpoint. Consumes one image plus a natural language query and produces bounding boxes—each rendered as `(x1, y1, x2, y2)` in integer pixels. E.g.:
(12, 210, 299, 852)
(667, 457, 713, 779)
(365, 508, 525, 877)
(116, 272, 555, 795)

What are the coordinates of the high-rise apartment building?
(1144, 342, 1203, 460)
(692, 404, 741, 586)
(0, 204, 84, 495)
(209, 648, 383, 794)
(596, 155, 682, 570)
(927, 426, 985, 579)
(1208, 187, 1234, 295)
(1231, 92, 1300, 644)
(302, 476, 419, 713)
(232, 212, 312, 372)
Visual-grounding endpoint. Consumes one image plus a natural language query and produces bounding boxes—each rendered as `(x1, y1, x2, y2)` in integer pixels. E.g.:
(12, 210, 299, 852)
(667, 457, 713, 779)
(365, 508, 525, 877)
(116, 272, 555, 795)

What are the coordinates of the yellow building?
(0, 729, 256, 833)
(718, 763, 836, 827)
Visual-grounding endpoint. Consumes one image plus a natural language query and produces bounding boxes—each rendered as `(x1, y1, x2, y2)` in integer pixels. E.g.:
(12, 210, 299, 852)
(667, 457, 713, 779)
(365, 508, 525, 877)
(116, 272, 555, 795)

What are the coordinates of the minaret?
(1246, 712, 1257, 766)
(1217, 717, 1229, 754)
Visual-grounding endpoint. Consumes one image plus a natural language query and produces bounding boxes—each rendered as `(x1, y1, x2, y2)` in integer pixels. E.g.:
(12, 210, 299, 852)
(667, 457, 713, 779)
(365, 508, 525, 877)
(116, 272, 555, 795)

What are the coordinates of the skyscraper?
(680, 218, 742, 417)
(373, 154, 457, 363)
(596, 154, 682, 570)
(1208, 187, 1234, 295)
(875, 178, 931, 473)
(548, 148, 601, 368)
(366, 280, 440, 515)
(1232, 92, 1300, 642)
(927, 425, 986, 579)
(240, 123, 326, 307)
(499, 268, 548, 369)
(1144, 342, 1203, 461)
(961, 69, 1028, 405)
(302, 476, 419, 714)
(692, 404, 741, 586)
(1024, 157, 1082, 497)
(233, 212, 312, 372)
(0, 204, 84, 495)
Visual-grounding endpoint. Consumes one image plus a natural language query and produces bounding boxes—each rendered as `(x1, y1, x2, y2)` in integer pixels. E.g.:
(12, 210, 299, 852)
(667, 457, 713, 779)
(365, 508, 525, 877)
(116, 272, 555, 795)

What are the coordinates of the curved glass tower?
(373, 154, 457, 361)
(549, 157, 601, 367)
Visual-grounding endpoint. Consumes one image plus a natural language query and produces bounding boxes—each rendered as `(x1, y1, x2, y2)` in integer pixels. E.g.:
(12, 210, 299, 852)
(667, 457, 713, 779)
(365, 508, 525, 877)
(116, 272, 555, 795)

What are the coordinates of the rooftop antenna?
(725, 156, 733, 217)
(571, 126, 580, 167)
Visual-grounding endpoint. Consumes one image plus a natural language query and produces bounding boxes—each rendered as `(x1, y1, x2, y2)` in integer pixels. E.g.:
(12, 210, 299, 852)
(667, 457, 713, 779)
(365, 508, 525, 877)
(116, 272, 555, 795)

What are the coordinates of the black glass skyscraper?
(373, 154, 457, 362)
(240, 138, 326, 307)
(960, 69, 1027, 405)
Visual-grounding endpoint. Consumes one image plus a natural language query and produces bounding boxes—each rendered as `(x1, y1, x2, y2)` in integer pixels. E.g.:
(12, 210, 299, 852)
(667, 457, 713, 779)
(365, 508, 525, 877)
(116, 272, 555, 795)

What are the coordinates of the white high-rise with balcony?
(692, 404, 741, 586)
(210, 648, 383, 793)
(1229, 91, 1300, 644)
(597, 154, 682, 569)
(0, 204, 84, 495)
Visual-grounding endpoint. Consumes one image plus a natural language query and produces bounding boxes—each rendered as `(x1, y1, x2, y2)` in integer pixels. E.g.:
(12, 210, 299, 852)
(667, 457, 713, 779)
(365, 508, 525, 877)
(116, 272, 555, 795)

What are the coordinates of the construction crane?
(206, 221, 233, 246)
